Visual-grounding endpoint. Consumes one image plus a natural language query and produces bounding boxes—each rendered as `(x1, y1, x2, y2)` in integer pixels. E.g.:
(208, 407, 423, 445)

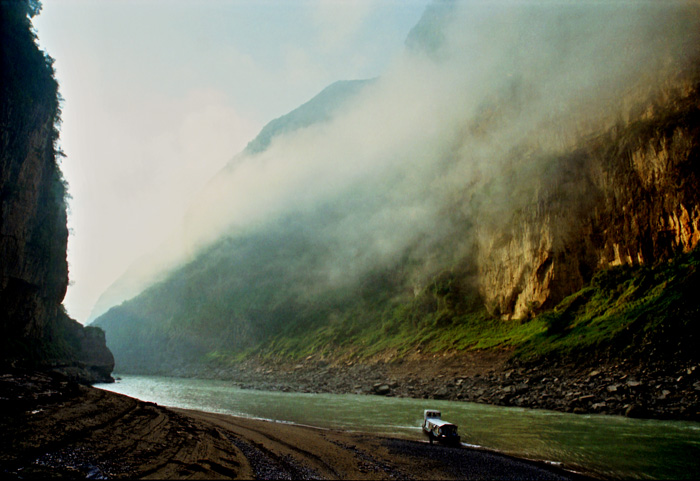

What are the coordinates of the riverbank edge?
(175, 407, 598, 481)
(1, 368, 594, 480)
(139, 349, 700, 422)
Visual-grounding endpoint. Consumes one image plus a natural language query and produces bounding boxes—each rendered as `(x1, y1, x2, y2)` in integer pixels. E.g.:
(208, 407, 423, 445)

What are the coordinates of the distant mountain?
(244, 79, 374, 155)
(87, 78, 373, 323)
(404, 0, 456, 56)
(93, 1, 700, 376)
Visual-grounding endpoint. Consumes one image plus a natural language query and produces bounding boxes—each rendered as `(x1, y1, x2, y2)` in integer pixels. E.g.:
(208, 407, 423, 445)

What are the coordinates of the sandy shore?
(1, 370, 593, 479)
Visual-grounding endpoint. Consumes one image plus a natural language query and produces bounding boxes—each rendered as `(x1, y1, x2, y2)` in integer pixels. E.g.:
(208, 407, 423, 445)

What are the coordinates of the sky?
(33, 0, 430, 323)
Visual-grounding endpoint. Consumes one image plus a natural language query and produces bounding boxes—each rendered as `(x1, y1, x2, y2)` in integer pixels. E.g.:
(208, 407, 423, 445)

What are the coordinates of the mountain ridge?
(86, 78, 375, 324)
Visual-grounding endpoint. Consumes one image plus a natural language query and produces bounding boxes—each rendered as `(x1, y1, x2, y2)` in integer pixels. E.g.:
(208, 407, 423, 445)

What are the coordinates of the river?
(95, 374, 700, 479)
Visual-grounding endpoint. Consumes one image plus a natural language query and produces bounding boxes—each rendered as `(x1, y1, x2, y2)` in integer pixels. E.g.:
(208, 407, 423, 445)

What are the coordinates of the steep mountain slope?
(86, 78, 373, 324)
(94, 79, 378, 371)
(94, 2, 700, 377)
(0, 1, 113, 382)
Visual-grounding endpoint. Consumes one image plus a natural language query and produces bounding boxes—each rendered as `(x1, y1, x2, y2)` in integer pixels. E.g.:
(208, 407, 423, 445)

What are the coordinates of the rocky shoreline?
(156, 350, 700, 422)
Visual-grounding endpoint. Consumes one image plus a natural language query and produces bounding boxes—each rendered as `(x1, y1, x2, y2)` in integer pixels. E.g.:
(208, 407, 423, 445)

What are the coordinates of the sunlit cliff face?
(94, 1, 700, 319)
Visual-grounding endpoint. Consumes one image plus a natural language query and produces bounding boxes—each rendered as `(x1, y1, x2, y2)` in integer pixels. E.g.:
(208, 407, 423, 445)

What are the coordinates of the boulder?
(374, 384, 391, 395)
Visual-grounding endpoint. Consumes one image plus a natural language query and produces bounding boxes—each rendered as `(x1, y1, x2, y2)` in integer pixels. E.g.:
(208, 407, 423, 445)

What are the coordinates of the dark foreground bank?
(0, 369, 593, 480)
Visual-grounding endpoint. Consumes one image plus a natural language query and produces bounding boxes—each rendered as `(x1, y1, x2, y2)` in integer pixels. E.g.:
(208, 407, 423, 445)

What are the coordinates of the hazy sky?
(34, 0, 429, 323)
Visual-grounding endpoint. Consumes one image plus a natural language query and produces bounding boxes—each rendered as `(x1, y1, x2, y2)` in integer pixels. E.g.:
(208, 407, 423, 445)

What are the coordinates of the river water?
(95, 374, 700, 479)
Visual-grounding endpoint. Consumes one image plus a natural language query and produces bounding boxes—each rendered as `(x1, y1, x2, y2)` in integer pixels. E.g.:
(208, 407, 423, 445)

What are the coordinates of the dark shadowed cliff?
(0, 0, 113, 382)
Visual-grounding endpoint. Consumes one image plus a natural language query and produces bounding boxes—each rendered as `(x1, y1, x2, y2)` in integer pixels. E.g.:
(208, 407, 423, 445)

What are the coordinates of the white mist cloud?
(182, 1, 700, 278)
(34, 0, 429, 323)
(66, 88, 259, 323)
(88, 1, 700, 320)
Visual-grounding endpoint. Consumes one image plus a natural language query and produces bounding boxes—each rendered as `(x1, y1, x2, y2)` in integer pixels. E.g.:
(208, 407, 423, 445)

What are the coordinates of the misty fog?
(90, 1, 700, 321)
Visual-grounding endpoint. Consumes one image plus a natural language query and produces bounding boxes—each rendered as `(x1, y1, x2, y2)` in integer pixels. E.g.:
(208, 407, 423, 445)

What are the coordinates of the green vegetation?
(515, 247, 700, 363)
(96, 220, 700, 373)
(201, 247, 700, 369)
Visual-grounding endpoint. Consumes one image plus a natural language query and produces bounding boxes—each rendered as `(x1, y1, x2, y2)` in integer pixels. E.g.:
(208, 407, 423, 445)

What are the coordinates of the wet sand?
(1, 370, 593, 479)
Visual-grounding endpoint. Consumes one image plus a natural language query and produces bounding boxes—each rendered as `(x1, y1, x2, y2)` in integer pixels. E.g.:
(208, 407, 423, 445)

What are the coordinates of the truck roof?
(425, 418, 455, 428)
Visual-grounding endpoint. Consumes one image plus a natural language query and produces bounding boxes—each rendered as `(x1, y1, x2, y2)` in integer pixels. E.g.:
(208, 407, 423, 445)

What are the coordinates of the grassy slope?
(206, 247, 699, 369)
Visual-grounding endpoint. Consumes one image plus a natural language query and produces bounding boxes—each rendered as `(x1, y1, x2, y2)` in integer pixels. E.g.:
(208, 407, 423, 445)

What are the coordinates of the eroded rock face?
(1, 114, 67, 338)
(47, 313, 115, 384)
(477, 77, 700, 319)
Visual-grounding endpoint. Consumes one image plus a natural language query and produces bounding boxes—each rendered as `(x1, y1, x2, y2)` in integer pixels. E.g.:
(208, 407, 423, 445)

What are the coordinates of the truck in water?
(422, 409, 461, 445)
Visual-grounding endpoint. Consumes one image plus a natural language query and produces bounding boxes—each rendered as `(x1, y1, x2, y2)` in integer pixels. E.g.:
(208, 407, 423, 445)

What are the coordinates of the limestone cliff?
(0, 0, 113, 382)
(478, 74, 700, 319)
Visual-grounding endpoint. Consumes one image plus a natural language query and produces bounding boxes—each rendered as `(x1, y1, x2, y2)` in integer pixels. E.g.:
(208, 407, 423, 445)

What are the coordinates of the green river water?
(95, 375, 700, 479)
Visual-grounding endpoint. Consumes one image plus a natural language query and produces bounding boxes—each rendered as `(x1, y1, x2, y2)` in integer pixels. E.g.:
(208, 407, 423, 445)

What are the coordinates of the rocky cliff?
(478, 74, 700, 319)
(0, 0, 113, 382)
